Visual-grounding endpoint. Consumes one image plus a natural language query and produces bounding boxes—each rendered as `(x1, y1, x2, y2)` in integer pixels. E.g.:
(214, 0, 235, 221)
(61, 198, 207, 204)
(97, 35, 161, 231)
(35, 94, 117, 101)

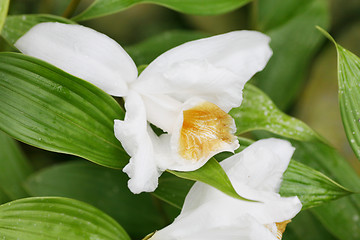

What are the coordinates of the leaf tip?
(316, 26, 336, 46)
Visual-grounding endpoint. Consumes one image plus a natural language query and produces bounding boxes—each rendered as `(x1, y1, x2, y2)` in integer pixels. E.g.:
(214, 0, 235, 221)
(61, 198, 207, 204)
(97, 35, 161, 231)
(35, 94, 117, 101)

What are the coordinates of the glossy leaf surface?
(231, 84, 321, 142)
(25, 161, 170, 239)
(280, 160, 352, 209)
(325, 32, 360, 161)
(0, 52, 128, 169)
(169, 158, 252, 202)
(0, 197, 130, 240)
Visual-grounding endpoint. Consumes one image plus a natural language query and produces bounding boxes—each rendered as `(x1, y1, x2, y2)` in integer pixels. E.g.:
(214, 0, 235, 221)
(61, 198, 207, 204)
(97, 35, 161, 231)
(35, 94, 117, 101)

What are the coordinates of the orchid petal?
(141, 93, 182, 133)
(181, 138, 301, 224)
(163, 97, 239, 171)
(151, 206, 277, 240)
(151, 139, 301, 239)
(223, 138, 295, 192)
(15, 22, 137, 96)
(133, 30, 272, 111)
(114, 91, 160, 193)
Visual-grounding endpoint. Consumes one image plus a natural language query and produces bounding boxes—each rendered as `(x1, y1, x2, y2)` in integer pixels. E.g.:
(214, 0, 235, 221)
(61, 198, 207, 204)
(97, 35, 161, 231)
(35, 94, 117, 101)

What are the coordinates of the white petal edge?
(15, 22, 137, 96)
(222, 138, 295, 192)
(151, 204, 278, 240)
(132, 30, 272, 111)
(181, 138, 302, 223)
(114, 91, 161, 193)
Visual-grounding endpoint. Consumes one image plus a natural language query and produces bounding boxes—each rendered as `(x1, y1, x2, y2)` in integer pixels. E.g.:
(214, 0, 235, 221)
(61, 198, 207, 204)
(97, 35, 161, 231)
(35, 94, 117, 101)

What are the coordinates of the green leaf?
(0, 52, 128, 169)
(312, 197, 360, 240)
(230, 84, 322, 142)
(1, 14, 74, 46)
(319, 29, 360, 161)
(0, 0, 9, 32)
(24, 161, 170, 239)
(0, 197, 130, 240)
(169, 158, 253, 202)
(290, 139, 360, 240)
(254, 0, 330, 110)
(284, 210, 337, 240)
(73, 0, 251, 21)
(153, 172, 193, 209)
(125, 30, 209, 66)
(280, 160, 352, 209)
(0, 131, 32, 199)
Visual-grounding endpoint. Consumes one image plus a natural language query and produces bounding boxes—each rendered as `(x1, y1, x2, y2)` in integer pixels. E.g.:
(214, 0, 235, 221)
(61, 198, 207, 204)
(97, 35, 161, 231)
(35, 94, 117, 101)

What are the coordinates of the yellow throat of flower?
(179, 101, 236, 161)
(276, 220, 291, 239)
(266, 220, 291, 240)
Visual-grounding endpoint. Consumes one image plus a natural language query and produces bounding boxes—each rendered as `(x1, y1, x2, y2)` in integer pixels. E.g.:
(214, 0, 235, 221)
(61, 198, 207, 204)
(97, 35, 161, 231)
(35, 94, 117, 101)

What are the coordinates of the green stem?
(62, 0, 81, 19)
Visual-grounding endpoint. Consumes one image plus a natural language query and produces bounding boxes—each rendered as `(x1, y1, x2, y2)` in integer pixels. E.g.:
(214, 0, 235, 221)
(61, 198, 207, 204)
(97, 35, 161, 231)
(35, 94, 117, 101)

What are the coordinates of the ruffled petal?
(133, 30, 272, 111)
(114, 91, 161, 193)
(15, 22, 137, 96)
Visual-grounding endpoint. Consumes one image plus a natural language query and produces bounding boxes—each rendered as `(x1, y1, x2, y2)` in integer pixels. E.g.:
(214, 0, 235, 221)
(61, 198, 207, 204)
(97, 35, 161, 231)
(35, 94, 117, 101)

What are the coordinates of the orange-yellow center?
(179, 101, 235, 161)
(275, 220, 291, 239)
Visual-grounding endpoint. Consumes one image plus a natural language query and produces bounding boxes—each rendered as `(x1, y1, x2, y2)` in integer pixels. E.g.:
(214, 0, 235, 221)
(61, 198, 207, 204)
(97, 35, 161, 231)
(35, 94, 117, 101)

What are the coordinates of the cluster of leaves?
(0, 0, 360, 239)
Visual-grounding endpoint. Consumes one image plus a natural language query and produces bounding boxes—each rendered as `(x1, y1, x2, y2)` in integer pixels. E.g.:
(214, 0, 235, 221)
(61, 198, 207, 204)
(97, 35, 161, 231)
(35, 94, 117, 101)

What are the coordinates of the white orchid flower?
(15, 22, 272, 193)
(149, 138, 302, 240)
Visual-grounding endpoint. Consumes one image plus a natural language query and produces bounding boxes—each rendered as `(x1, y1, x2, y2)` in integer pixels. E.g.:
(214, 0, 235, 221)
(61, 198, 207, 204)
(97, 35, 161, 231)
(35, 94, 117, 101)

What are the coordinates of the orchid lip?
(178, 100, 237, 162)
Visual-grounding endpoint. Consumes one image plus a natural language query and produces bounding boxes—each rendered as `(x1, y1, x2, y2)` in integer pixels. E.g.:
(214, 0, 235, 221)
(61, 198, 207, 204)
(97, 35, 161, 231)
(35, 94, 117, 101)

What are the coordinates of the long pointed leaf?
(0, 52, 127, 169)
(318, 28, 360, 161)
(280, 160, 352, 209)
(169, 158, 252, 202)
(230, 84, 322, 142)
(0, 197, 130, 240)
